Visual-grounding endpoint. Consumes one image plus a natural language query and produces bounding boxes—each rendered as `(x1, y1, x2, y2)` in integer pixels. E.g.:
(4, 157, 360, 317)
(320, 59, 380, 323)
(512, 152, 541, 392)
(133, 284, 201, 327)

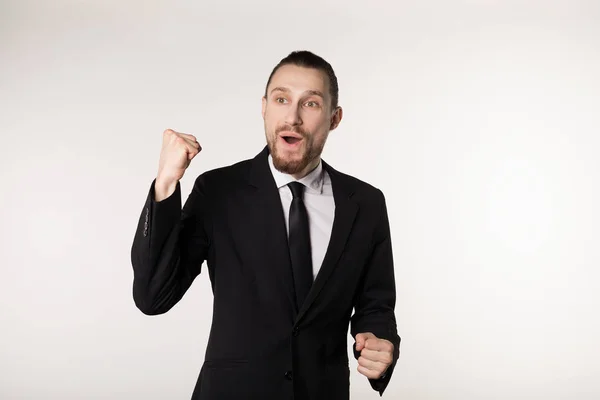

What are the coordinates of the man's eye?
(305, 101, 320, 107)
(276, 97, 287, 104)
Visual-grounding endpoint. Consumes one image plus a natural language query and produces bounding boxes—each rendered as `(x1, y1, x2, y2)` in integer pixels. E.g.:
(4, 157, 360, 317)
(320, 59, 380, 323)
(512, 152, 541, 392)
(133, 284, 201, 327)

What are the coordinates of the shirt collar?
(268, 154, 324, 194)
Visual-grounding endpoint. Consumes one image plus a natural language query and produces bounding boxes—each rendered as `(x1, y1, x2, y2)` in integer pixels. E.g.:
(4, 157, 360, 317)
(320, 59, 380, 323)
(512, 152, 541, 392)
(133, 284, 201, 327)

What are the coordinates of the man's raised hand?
(155, 129, 201, 201)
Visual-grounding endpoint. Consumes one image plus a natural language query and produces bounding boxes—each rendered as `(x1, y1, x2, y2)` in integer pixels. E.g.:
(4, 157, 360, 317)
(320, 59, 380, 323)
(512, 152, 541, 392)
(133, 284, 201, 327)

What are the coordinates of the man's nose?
(284, 104, 302, 126)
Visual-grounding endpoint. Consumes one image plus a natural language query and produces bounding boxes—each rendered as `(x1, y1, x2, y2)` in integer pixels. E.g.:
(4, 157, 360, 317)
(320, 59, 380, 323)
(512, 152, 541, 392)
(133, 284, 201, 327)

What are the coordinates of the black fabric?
(287, 182, 313, 311)
(130, 146, 401, 399)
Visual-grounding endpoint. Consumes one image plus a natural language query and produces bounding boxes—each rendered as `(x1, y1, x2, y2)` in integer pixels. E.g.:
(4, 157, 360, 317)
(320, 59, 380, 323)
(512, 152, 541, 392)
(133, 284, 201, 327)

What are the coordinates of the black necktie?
(288, 182, 313, 310)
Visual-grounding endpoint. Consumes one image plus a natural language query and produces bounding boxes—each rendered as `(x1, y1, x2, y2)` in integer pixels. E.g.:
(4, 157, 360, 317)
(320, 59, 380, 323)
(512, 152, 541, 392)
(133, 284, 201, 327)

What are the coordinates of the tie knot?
(288, 182, 305, 199)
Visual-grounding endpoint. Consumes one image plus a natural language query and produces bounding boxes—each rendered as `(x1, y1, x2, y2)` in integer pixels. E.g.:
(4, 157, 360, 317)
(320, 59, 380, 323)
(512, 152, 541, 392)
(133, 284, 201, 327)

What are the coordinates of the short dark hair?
(264, 50, 339, 109)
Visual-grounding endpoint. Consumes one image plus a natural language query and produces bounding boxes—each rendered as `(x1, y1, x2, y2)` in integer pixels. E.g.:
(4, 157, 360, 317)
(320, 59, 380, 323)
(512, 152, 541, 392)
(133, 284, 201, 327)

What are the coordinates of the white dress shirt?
(268, 155, 336, 280)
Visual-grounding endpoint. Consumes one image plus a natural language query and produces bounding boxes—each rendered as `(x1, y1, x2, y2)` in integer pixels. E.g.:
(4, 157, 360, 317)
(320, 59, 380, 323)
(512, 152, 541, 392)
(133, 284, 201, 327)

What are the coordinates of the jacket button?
(284, 370, 293, 380)
(292, 326, 299, 336)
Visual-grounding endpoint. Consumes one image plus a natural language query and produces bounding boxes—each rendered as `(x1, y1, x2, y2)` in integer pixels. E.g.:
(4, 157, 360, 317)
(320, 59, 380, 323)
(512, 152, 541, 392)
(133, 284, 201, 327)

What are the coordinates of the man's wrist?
(154, 178, 178, 202)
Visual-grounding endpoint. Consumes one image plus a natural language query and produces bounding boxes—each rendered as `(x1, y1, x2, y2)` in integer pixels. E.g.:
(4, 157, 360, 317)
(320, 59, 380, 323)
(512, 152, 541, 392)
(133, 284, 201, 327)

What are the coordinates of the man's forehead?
(268, 64, 330, 95)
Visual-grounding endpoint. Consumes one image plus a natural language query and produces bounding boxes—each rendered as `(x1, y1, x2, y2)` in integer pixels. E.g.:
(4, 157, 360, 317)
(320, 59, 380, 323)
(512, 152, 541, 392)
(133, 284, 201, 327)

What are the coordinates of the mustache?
(275, 125, 308, 137)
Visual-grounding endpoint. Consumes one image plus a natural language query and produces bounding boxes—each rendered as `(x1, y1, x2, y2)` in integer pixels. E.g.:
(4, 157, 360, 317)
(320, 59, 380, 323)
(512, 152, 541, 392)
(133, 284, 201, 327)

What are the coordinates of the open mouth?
(283, 136, 301, 144)
(280, 132, 303, 145)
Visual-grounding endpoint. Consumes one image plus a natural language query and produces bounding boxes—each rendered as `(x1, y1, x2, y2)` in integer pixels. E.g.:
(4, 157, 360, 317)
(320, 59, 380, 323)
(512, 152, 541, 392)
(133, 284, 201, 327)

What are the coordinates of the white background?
(1, 1, 599, 399)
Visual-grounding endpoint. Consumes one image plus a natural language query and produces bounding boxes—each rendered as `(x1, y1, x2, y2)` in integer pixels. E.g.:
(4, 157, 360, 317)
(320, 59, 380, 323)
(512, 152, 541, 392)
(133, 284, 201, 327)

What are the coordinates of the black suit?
(131, 146, 401, 399)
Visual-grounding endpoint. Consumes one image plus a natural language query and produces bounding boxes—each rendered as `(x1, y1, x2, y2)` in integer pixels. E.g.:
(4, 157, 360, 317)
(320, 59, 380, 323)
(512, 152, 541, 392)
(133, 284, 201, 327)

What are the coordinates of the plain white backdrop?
(1, 0, 599, 399)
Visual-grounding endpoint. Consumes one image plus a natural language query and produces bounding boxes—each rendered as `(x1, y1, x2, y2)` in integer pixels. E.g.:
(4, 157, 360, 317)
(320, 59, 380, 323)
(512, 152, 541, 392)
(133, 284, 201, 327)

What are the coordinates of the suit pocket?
(197, 360, 254, 399)
(203, 359, 248, 369)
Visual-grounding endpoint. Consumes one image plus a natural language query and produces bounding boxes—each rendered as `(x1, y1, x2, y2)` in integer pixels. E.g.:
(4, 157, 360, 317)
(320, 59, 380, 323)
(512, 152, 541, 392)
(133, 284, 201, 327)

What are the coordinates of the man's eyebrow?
(269, 87, 325, 99)
(305, 90, 325, 98)
(270, 87, 290, 95)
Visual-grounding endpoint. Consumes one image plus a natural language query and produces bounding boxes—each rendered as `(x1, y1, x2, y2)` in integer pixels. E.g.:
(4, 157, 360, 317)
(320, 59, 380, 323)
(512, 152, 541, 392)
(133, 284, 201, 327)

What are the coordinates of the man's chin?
(271, 152, 307, 174)
(268, 139, 313, 174)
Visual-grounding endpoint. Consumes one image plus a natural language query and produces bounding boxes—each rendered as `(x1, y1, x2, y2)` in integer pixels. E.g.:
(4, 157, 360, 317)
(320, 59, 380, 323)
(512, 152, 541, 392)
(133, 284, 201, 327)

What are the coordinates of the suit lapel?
(295, 161, 358, 323)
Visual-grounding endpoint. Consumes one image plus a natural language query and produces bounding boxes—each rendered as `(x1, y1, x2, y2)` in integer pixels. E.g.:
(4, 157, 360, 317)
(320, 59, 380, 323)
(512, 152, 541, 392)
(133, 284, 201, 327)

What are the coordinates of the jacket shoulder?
(327, 166, 386, 205)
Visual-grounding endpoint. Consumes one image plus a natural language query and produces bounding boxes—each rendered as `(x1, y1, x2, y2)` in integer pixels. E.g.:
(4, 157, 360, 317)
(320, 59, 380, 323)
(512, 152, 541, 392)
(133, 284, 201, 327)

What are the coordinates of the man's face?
(262, 64, 342, 177)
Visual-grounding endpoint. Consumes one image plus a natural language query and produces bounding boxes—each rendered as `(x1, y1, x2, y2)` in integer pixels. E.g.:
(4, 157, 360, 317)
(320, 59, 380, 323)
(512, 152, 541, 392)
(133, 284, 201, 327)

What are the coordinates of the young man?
(131, 50, 400, 399)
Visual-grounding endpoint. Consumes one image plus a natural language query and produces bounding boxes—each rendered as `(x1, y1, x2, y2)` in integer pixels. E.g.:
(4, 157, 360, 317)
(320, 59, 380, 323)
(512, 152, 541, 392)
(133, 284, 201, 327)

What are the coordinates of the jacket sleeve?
(350, 189, 401, 396)
(130, 175, 211, 315)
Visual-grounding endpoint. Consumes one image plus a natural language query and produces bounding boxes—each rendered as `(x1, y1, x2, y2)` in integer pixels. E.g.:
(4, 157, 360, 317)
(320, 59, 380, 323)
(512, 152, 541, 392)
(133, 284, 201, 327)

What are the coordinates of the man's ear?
(330, 106, 343, 130)
(261, 96, 267, 119)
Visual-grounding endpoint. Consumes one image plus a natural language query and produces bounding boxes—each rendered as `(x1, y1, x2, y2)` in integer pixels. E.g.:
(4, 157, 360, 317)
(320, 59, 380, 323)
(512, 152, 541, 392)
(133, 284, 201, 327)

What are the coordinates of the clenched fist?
(355, 332, 394, 380)
(155, 129, 201, 201)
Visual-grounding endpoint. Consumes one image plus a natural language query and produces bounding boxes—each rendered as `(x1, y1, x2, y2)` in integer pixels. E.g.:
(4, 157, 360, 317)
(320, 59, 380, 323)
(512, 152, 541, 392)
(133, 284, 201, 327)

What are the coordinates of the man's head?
(262, 51, 343, 178)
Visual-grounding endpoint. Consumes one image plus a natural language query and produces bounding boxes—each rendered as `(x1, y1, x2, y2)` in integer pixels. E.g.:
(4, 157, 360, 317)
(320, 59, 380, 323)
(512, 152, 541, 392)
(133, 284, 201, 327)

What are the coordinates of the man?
(131, 50, 400, 399)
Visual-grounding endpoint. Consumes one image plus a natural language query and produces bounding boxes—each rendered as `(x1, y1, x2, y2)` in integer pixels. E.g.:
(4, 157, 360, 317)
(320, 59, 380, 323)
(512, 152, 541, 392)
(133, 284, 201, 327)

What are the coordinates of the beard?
(267, 124, 324, 175)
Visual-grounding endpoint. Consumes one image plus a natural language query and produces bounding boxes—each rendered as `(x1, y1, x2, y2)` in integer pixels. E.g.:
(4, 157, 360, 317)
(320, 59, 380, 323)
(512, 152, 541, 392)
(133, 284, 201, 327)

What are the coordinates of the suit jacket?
(131, 146, 401, 399)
